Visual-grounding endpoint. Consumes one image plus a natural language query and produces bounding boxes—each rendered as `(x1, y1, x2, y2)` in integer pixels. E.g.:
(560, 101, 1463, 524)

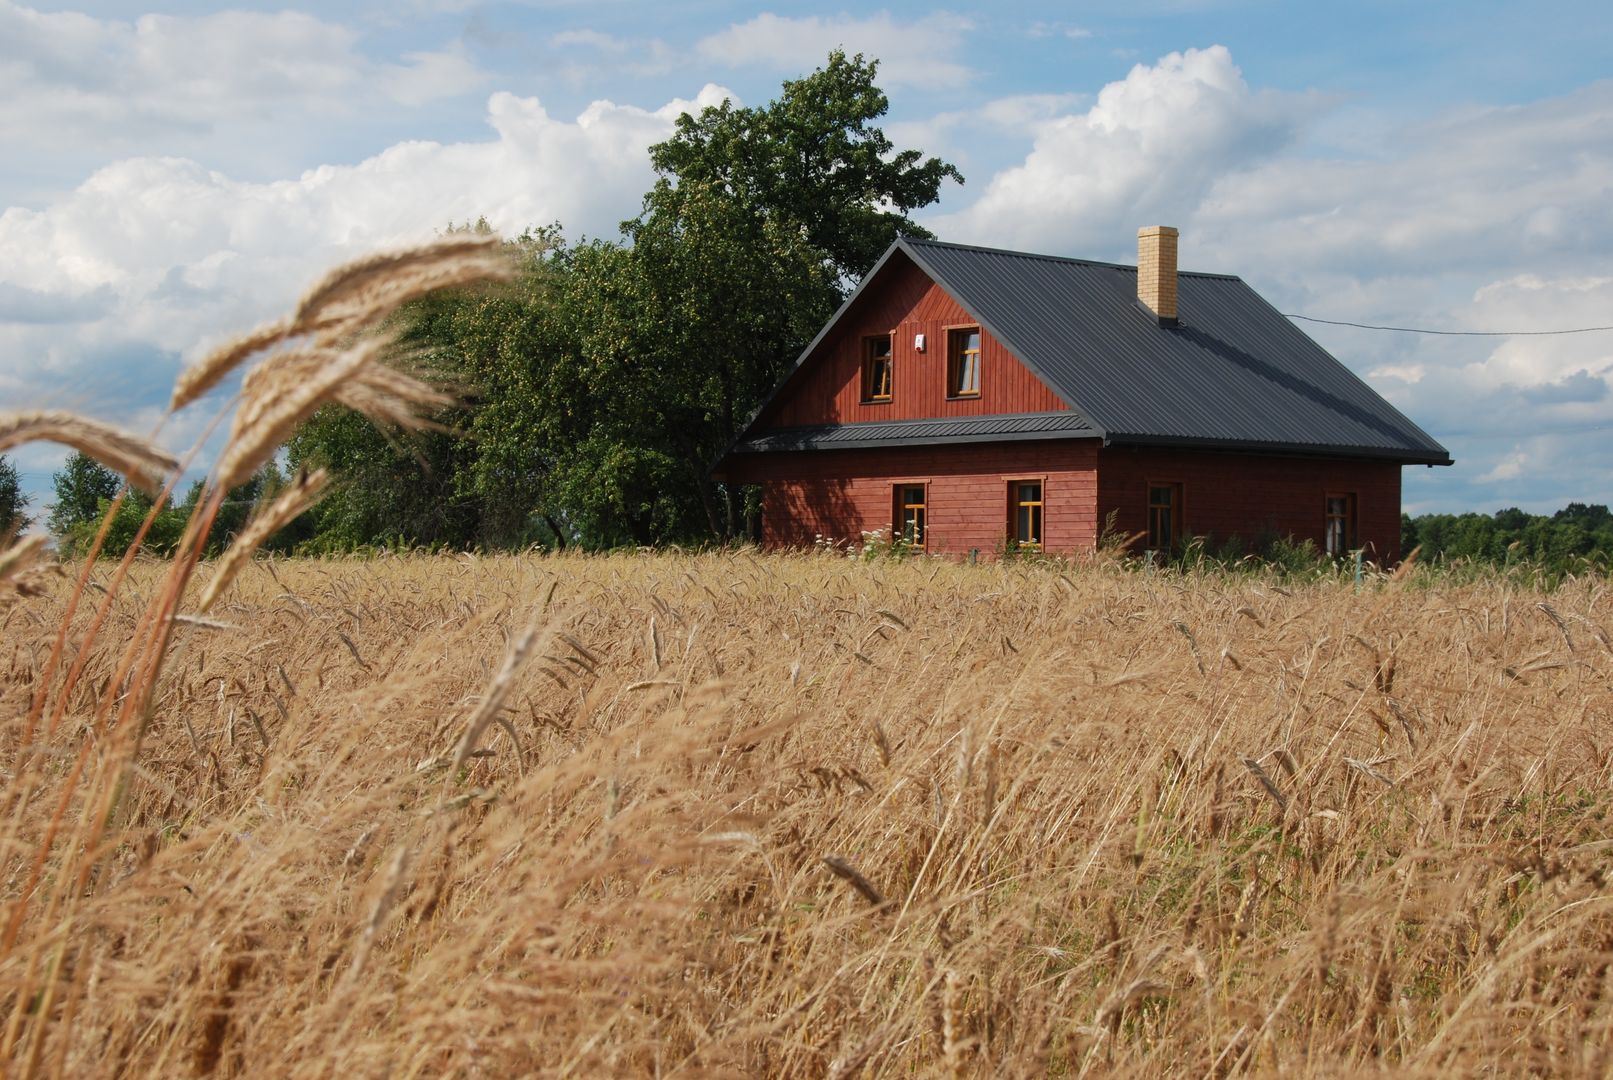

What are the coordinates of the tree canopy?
(1403, 504, 1613, 573)
(0, 455, 27, 538)
(646, 50, 962, 281)
(46, 452, 121, 544)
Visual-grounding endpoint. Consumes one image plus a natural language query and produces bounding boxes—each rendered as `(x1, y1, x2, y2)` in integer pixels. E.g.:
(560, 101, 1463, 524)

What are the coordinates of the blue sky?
(3, 0, 1612, 519)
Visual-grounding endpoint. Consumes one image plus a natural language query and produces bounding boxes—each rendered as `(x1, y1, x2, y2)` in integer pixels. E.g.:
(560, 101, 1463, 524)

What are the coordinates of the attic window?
(947, 327, 981, 398)
(861, 334, 893, 402)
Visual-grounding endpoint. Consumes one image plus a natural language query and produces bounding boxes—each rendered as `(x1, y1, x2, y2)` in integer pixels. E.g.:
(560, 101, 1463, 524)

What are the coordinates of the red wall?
(727, 443, 1403, 561)
(725, 441, 1100, 556)
(1097, 447, 1404, 561)
(764, 257, 1067, 428)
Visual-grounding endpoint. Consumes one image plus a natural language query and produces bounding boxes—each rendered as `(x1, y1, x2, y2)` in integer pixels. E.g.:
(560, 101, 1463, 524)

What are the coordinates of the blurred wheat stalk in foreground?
(0, 234, 513, 1077)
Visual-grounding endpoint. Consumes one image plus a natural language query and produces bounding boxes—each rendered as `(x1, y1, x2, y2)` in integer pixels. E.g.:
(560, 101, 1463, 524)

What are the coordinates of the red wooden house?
(713, 227, 1451, 560)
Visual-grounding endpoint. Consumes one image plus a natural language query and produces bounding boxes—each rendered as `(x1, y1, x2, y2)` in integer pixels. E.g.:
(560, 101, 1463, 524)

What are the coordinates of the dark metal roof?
(722, 237, 1452, 468)
(898, 238, 1452, 465)
(731, 410, 1099, 453)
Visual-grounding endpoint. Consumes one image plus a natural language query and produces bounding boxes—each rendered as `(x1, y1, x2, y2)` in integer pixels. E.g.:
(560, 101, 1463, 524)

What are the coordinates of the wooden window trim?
(860, 332, 894, 404)
(1146, 480, 1184, 551)
(1324, 492, 1358, 556)
(893, 480, 930, 551)
(945, 324, 982, 400)
(1006, 475, 1047, 551)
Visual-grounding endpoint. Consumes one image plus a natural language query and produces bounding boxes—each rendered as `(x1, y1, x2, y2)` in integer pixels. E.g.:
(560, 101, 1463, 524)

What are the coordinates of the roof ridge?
(899, 235, 1243, 281)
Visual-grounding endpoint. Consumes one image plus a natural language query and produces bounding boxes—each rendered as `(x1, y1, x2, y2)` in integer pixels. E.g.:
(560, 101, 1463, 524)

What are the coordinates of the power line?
(1284, 314, 1613, 337)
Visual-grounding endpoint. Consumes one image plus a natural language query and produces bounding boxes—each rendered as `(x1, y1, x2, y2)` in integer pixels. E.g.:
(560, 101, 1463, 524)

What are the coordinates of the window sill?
(945, 393, 982, 401)
(859, 397, 893, 406)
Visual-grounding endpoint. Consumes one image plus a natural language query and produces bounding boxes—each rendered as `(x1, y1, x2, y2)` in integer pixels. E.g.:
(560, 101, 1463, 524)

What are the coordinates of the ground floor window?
(1147, 482, 1182, 550)
(895, 483, 927, 548)
(1010, 480, 1043, 549)
(1325, 493, 1357, 556)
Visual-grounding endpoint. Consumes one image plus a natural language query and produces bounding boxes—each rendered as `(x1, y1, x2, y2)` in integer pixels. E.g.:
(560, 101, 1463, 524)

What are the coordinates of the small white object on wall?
(914, 333, 926, 352)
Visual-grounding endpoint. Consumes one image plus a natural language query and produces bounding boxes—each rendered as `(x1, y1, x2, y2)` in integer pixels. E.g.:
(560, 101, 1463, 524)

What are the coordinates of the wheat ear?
(170, 317, 294, 411)
(194, 469, 329, 612)
(0, 535, 47, 587)
(215, 340, 380, 490)
(451, 624, 542, 770)
(332, 365, 457, 431)
(292, 234, 508, 333)
(0, 410, 176, 496)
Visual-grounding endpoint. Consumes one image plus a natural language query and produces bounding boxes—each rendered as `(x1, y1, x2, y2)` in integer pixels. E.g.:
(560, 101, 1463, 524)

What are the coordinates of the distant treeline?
(1403, 504, 1613, 571)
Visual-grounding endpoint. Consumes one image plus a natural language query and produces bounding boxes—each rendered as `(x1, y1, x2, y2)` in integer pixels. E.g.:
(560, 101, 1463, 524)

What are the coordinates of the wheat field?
(3, 551, 1610, 1077)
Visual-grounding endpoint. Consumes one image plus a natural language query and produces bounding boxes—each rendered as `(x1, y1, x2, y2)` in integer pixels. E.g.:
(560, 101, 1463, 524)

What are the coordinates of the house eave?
(711, 411, 1103, 480)
(1101, 431, 1454, 466)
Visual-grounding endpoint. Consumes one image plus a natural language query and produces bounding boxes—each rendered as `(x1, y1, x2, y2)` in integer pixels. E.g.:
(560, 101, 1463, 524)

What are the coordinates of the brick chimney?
(1137, 225, 1179, 322)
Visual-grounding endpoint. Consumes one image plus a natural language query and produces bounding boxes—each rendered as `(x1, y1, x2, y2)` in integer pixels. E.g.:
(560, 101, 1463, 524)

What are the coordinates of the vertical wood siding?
(728, 440, 1101, 557)
(1096, 448, 1404, 562)
(765, 257, 1068, 428)
(727, 444, 1405, 562)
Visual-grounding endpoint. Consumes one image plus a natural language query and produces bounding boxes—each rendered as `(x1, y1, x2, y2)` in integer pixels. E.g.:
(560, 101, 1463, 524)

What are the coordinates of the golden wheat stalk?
(215, 340, 381, 490)
(332, 365, 457, 431)
(168, 236, 509, 417)
(227, 346, 331, 452)
(451, 624, 542, 770)
(194, 469, 329, 612)
(299, 255, 515, 340)
(170, 318, 294, 411)
(292, 235, 510, 335)
(0, 410, 176, 496)
(0, 535, 47, 587)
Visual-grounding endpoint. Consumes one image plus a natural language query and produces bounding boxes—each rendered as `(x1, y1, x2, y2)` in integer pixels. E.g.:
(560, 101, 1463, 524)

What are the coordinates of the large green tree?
(1403, 504, 1613, 574)
(553, 49, 959, 541)
(0, 455, 28, 538)
(287, 52, 960, 550)
(46, 451, 121, 542)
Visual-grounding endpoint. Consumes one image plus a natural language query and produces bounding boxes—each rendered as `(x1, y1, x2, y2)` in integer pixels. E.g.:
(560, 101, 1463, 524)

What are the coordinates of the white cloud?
(0, 84, 733, 415)
(931, 46, 1321, 252)
(886, 93, 1082, 176)
(0, 2, 486, 152)
(545, 27, 681, 81)
(1478, 448, 1529, 483)
(1367, 364, 1426, 384)
(695, 12, 975, 90)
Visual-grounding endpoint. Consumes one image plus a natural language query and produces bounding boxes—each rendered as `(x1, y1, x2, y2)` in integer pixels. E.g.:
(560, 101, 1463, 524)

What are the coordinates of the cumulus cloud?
(0, 2, 485, 160)
(0, 84, 732, 417)
(1476, 448, 1529, 484)
(695, 12, 976, 90)
(931, 46, 1322, 252)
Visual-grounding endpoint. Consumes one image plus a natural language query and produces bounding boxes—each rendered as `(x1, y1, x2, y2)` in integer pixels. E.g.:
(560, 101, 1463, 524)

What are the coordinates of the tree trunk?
(693, 470, 725, 542)
(543, 513, 568, 551)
